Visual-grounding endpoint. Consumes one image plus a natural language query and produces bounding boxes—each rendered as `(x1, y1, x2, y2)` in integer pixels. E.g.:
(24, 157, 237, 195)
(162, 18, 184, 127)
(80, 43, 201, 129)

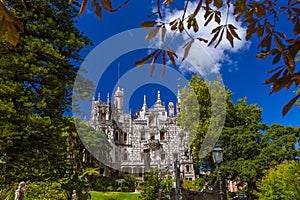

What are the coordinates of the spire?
(156, 90, 161, 104)
(142, 95, 148, 111)
(107, 93, 110, 103)
(98, 92, 101, 102)
(177, 85, 181, 103)
(143, 95, 147, 105)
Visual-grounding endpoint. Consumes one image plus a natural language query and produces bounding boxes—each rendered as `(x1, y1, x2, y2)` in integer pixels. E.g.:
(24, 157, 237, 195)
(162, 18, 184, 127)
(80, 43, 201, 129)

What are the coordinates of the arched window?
(186, 165, 190, 172)
(101, 113, 106, 121)
(123, 151, 128, 161)
(124, 133, 127, 143)
(141, 131, 146, 140)
(114, 131, 119, 140)
(160, 131, 165, 140)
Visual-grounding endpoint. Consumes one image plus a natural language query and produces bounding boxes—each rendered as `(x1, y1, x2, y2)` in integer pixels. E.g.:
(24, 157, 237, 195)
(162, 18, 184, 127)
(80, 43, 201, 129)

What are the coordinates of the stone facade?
(88, 84, 195, 180)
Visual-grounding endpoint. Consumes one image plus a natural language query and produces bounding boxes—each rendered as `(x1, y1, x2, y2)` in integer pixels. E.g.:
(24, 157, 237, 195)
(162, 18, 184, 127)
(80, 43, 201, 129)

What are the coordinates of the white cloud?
(150, 2, 251, 75)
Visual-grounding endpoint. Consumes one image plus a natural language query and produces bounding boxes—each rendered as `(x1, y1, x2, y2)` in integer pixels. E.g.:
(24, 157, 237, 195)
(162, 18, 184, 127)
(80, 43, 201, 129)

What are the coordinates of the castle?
(88, 84, 195, 180)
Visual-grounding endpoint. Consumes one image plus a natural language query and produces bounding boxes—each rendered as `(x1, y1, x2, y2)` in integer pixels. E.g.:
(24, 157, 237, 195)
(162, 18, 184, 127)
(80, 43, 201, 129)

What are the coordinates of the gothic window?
(124, 133, 127, 143)
(114, 131, 119, 141)
(173, 153, 178, 160)
(186, 165, 190, 172)
(150, 134, 155, 140)
(160, 131, 165, 140)
(161, 153, 165, 161)
(101, 113, 106, 121)
(140, 152, 144, 161)
(141, 131, 146, 140)
(99, 168, 105, 175)
(123, 167, 130, 174)
(123, 151, 128, 161)
(115, 150, 119, 162)
(139, 168, 143, 177)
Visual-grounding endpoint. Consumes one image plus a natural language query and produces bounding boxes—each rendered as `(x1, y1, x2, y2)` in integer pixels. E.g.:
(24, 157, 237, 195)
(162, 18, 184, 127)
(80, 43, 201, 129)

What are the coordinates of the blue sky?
(75, 0, 299, 127)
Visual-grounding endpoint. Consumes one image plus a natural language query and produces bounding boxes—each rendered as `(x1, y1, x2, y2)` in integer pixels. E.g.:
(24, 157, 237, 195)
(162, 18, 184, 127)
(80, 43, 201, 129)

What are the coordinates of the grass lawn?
(90, 191, 140, 200)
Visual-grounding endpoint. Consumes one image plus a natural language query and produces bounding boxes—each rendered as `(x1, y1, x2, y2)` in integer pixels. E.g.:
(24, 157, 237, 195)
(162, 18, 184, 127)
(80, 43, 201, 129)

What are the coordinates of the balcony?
(145, 139, 161, 151)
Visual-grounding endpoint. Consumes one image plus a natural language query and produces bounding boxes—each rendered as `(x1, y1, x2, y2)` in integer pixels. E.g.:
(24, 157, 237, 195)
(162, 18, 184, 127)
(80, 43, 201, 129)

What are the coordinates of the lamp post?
(174, 159, 180, 200)
(212, 144, 224, 200)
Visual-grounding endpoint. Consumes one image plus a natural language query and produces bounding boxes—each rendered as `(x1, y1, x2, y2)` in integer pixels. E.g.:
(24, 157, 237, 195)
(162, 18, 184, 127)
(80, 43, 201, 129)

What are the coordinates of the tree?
(178, 75, 228, 165)
(138, 170, 173, 200)
(221, 112, 299, 198)
(0, 0, 90, 187)
(179, 75, 300, 198)
(254, 160, 300, 200)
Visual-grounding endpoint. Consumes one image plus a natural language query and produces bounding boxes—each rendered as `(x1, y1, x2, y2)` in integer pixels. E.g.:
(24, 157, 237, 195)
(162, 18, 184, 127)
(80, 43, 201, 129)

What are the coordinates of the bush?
(0, 183, 18, 200)
(25, 181, 68, 200)
(91, 176, 116, 191)
(61, 171, 91, 200)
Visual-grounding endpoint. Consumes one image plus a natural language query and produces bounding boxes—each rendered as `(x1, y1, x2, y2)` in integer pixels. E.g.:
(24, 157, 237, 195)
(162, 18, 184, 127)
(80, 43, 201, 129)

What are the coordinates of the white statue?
(14, 181, 26, 200)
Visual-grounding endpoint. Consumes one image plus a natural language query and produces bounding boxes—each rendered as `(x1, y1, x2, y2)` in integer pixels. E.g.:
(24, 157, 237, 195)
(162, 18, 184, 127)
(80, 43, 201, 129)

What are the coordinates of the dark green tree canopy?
(0, 0, 91, 186)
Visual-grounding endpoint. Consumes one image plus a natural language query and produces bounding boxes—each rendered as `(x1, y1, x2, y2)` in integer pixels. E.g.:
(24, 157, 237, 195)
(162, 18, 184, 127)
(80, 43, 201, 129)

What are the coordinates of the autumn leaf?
(167, 49, 177, 66)
(226, 28, 234, 47)
(100, 0, 113, 12)
(182, 40, 194, 61)
(78, 0, 88, 18)
(141, 21, 157, 28)
(263, 68, 284, 84)
(282, 93, 300, 116)
(94, 4, 102, 22)
(7, 23, 18, 46)
(150, 50, 161, 77)
(214, 0, 223, 8)
(135, 49, 160, 67)
(145, 27, 160, 40)
(228, 24, 241, 40)
(162, 0, 173, 5)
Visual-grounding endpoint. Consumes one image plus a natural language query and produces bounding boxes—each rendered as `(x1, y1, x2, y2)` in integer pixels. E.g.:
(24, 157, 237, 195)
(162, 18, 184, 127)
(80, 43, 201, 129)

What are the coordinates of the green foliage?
(91, 176, 116, 191)
(0, 183, 18, 200)
(61, 170, 91, 200)
(254, 160, 300, 200)
(124, 175, 137, 192)
(183, 177, 205, 191)
(0, 0, 91, 193)
(179, 75, 229, 164)
(25, 181, 68, 200)
(180, 75, 300, 198)
(138, 171, 172, 200)
(74, 118, 112, 165)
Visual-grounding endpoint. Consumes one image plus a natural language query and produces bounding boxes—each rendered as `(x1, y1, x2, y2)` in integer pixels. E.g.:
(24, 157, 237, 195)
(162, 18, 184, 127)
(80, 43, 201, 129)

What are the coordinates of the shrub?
(25, 181, 68, 200)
